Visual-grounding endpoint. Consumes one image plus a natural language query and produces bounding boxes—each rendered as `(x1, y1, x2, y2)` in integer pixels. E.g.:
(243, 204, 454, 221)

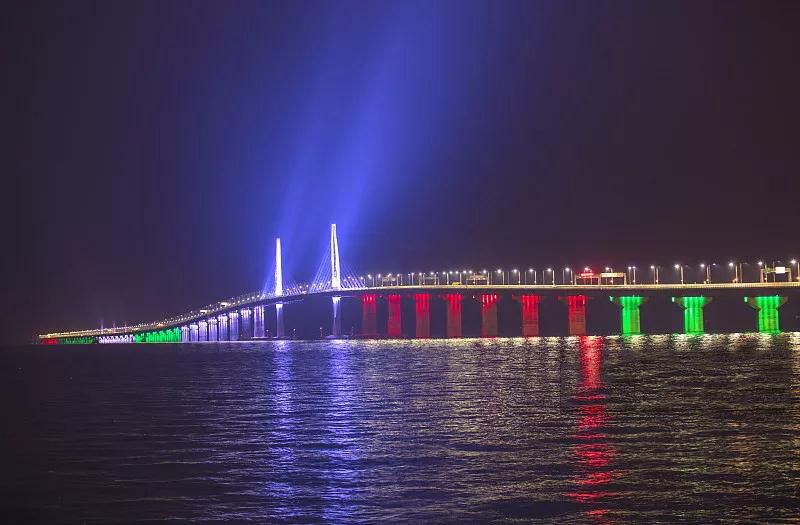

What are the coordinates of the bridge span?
(39, 225, 800, 343)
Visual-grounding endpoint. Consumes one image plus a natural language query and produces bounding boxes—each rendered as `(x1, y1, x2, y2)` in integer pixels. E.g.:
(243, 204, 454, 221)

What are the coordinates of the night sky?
(5, 1, 800, 343)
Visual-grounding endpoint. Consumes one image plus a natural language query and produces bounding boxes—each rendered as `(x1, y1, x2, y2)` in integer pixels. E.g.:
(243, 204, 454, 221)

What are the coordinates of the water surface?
(2, 334, 799, 523)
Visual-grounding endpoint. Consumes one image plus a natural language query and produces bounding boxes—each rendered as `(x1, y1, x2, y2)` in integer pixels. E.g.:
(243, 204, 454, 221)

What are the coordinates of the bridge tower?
(275, 237, 285, 338)
(330, 224, 342, 337)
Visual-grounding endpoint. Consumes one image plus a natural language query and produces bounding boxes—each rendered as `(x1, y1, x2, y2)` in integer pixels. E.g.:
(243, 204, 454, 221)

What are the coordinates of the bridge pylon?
(330, 224, 342, 337)
(275, 237, 285, 338)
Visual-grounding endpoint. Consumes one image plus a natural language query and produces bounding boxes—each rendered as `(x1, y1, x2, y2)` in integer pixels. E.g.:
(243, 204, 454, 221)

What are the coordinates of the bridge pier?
(240, 308, 252, 339)
(518, 294, 541, 337)
(331, 297, 342, 337)
(611, 296, 646, 335)
(672, 296, 711, 334)
(362, 294, 378, 337)
(198, 320, 208, 342)
(229, 311, 239, 341)
(253, 305, 265, 338)
(218, 314, 229, 341)
(276, 304, 285, 338)
(481, 294, 499, 337)
(445, 293, 462, 338)
(745, 296, 787, 333)
(190, 323, 199, 341)
(415, 294, 431, 338)
(208, 318, 218, 341)
(562, 295, 587, 336)
(387, 294, 402, 337)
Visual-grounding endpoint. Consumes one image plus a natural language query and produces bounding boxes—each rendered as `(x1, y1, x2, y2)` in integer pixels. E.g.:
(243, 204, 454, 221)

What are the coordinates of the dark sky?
(4, 0, 799, 343)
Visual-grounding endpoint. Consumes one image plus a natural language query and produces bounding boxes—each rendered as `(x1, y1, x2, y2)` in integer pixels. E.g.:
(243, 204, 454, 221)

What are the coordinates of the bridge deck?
(39, 282, 800, 339)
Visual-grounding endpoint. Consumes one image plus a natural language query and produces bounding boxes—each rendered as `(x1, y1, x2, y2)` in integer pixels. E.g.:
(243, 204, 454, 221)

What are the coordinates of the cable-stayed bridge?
(39, 224, 800, 343)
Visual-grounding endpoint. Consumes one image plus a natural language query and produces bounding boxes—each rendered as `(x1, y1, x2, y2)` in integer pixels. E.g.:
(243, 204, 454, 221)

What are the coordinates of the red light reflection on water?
(565, 336, 618, 523)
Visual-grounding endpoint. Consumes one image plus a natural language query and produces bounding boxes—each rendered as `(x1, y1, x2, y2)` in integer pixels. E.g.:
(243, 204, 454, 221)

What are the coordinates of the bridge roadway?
(39, 281, 800, 340)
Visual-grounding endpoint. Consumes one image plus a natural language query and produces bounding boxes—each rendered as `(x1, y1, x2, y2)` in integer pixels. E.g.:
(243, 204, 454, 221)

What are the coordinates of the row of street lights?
(360, 260, 799, 287)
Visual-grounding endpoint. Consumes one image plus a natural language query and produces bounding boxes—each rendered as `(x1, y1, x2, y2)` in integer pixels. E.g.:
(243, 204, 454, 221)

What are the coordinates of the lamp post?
(700, 263, 711, 284)
(512, 268, 519, 284)
(527, 268, 534, 285)
(562, 267, 572, 285)
(496, 269, 505, 285)
(674, 264, 684, 285)
(758, 261, 764, 282)
(547, 268, 554, 286)
(728, 262, 739, 283)
(792, 259, 798, 282)
(627, 265, 637, 284)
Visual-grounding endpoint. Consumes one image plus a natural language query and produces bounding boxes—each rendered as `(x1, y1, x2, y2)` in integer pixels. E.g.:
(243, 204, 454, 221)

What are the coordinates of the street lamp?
(547, 268, 554, 286)
(792, 259, 798, 281)
(700, 263, 711, 284)
(674, 264, 684, 285)
(527, 268, 534, 285)
(512, 268, 519, 284)
(496, 269, 505, 285)
(562, 267, 571, 285)
(728, 261, 739, 283)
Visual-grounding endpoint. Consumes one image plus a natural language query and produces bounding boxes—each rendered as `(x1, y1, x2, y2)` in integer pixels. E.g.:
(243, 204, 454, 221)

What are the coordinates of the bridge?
(39, 225, 800, 343)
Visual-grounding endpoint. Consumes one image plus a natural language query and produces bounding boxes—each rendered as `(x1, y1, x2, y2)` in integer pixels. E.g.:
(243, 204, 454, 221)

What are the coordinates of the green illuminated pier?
(745, 296, 787, 333)
(672, 296, 711, 334)
(611, 296, 646, 335)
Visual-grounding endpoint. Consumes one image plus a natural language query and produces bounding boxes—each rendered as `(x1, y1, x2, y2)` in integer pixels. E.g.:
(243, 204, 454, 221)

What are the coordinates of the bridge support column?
(672, 296, 711, 334)
(611, 296, 647, 335)
(562, 295, 587, 336)
(481, 294, 499, 337)
(208, 318, 218, 341)
(229, 311, 239, 341)
(276, 304, 285, 338)
(387, 294, 402, 337)
(331, 297, 342, 337)
(218, 314, 229, 341)
(189, 323, 199, 342)
(198, 320, 208, 342)
(445, 294, 462, 338)
(253, 305, 265, 338)
(241, 308, 252, 339)
(362, 294, 378, 337)
(745, 296, 787, 333)
(518, 294, 541, 337)
(415, 294, 431, 338)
